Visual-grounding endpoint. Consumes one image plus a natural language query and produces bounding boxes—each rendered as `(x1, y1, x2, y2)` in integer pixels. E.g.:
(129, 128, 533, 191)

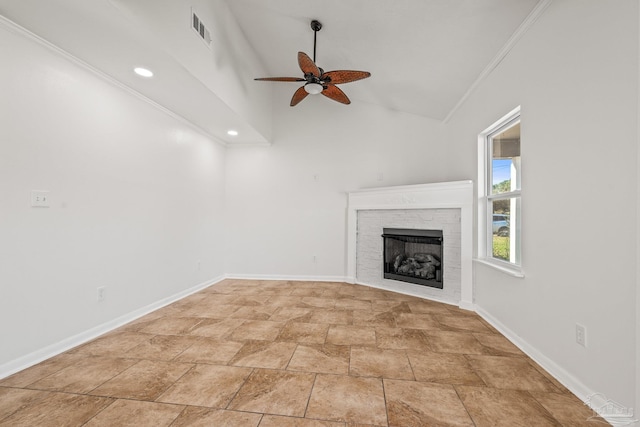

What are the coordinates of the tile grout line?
(301, 372, 318, 420)
(283, 343, 299, 370)
(224, 367, 255, 411)
(404, 349, 417, 382)
(161, 402, 189, 427)
(452, 385, 478, 427)
(524, 390, 568, 426)
(380, 376, 390, 427)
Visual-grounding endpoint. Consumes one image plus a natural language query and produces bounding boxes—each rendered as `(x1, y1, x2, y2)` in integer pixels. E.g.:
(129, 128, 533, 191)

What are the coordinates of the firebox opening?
(382, 228, 443, 289)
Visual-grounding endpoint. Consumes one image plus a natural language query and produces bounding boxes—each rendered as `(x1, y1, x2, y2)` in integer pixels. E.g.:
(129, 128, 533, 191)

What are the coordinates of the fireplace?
(347, 181, 473, 308)
(382, 228, 443, 289)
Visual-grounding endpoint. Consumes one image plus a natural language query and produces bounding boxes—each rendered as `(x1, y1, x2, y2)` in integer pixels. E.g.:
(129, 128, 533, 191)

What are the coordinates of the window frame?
(477, 106, 524, 277)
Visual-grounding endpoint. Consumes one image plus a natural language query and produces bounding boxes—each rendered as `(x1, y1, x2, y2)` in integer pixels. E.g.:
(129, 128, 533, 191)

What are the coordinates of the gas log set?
(392, 252, 441, 280)
(382, 228, 443, 289)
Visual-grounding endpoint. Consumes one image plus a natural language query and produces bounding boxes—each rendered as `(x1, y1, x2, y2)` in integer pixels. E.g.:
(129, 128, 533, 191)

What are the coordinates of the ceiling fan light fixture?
(254, 20, 370, 106)
(304, 82, 323, 95)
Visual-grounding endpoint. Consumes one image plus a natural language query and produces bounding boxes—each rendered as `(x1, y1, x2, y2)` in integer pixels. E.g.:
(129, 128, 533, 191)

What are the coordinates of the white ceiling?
(0, 0, 541, 144)
(226, 0, 540, 119)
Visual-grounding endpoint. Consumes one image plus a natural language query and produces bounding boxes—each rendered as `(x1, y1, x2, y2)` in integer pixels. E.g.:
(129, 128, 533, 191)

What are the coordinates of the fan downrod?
(310, 20, 322, 63)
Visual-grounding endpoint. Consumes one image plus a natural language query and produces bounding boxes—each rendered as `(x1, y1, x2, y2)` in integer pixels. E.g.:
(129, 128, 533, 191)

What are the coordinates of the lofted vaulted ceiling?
(226, 0, 541, 118)
(0, 0, 543, 145)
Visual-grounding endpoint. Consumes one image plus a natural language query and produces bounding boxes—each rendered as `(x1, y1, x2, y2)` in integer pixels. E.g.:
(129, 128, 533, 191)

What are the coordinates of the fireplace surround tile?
(357, 208, 461, 304)
(347, 181, 473, 309)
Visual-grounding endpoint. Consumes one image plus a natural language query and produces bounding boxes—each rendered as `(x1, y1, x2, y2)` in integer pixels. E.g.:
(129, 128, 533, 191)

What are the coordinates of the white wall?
(637, 0, 640, 415)
(445, 0, 638, 409)
(0, 23, 226, 370)
(224, 94, 449, 278)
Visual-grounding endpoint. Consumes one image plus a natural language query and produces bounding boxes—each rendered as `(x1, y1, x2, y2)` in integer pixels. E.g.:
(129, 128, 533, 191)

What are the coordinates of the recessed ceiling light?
(134, 67, 153, 77)
(227, 130, 238, 136)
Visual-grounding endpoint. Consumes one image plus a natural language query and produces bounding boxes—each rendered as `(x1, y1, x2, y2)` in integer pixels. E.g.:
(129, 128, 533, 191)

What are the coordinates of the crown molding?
(443, 0, 553, 124)
(0, 14, 226, 147)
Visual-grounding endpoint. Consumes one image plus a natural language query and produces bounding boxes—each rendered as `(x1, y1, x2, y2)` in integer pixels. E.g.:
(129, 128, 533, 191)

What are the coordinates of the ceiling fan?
(254, 20, 371, 107)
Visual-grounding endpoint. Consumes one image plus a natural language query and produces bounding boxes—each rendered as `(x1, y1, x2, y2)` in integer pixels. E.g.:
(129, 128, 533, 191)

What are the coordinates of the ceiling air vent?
(191, 9, 212, 48)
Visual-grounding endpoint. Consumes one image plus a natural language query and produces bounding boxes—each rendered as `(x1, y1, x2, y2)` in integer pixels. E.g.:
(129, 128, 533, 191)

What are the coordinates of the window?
(478, 107, 522, 273)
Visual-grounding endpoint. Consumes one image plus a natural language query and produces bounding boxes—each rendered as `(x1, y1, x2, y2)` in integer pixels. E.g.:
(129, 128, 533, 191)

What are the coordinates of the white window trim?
(476, 106, 524, 277)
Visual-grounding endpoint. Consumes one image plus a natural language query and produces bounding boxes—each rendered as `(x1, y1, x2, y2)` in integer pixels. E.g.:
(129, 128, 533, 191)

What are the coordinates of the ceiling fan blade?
(321, 84, 351, 105)
(321, 70, 371, 84)
(298, 52, 320, 77)
(254, 77, 305, 82)
(290, 86, 309, 106)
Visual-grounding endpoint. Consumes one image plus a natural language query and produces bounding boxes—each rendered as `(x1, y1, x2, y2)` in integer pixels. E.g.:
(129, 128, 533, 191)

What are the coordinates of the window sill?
(474, 258, 525, 278)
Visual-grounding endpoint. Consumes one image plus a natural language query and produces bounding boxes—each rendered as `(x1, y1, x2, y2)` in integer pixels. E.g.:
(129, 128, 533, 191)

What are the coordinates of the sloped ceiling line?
(0, 14, 228, 146)
(443, 0, 553, 123)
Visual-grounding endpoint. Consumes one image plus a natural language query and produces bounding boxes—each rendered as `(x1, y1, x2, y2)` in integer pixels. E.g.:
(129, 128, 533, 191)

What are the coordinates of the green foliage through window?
(492, 179, 511, 194)
(492, 236, 510, 261)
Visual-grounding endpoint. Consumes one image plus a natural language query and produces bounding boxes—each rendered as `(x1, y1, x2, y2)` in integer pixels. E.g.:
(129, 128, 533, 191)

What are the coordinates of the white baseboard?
(225, 274, 461, 310)
(355, 280, 459, 307)
(3, 275, 625, 427)
(458, 301, 476, 311)
(474, 306, 636, 426)
(225, 273, 348, 283)
(474, 304, 596, 402)
(0, 275, 225, 380)
(225, 275, 460, 308)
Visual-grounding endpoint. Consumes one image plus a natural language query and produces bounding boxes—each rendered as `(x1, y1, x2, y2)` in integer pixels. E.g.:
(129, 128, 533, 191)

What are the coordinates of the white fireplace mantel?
(346, 180, 474, 310)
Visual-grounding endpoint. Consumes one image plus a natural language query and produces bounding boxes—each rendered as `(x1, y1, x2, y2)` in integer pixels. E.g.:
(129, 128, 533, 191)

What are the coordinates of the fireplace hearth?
(382, 228, 443, 289)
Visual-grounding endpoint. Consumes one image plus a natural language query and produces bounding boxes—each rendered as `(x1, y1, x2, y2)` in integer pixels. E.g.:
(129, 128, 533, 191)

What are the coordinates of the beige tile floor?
(0, 280, 607, 426)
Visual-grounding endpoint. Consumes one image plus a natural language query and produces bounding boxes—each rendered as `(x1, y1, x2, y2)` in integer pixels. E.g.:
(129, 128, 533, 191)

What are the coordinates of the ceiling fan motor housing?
(310, 20, 322, 32)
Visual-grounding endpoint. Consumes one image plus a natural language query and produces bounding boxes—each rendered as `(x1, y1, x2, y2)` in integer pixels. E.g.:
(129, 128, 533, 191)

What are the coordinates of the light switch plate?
(31, 191, 50, 207)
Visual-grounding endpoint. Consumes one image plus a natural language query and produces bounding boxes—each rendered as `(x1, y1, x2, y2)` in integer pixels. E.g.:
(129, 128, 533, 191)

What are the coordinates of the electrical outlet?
(576, 323, 586, 347)
(97, 287, 106, 302)
(31, 190, 50, 207)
